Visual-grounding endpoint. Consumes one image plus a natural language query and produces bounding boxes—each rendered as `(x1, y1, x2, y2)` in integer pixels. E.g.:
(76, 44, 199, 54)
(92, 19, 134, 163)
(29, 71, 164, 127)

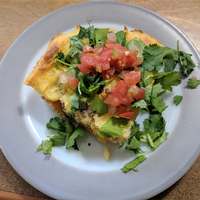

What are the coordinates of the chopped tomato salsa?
(78, 39, 145, 115)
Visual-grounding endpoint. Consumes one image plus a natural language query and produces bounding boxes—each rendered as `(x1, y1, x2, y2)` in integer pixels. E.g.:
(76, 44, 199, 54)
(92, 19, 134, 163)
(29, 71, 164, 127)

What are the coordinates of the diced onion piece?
(108, 104, 117, 115)
(107, 32, 117, 42)
(59, 70, 79, 90)
(128, 85, 138, 94)
(112, 46, 119, 59)
(118, 70, 126, 79)
(130, 46, 140, 56)
(81, 38, 90, 45)
(93, 45, 104, 55)
(59, 70, 69, 84)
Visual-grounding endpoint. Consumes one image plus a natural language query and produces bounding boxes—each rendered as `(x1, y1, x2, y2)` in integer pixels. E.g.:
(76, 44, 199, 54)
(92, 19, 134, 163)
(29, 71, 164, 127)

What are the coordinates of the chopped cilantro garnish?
(125, 122, 142, 154)
(98, 116, 129, 139)
(66, 126, 86, 150)
(187, 78, 200, 88)
(125, 113, 168, 158)
(37, 116, 87, 154)
(173, 95, 183, 106)
(154, 71, 181, 92)
(151, 96, 168, 113)
(68, 93, 86, 114)
(128, 37, 146, 58)
(121, 155, 147, 173)
(115, 31, 128, 47)
(68, 35, 84, 64)
(75, 72, 112, 99)
(178, 41, 196, 76)
(37, 140, 53, 155)
(139, 68, 155, 87)
(91, 94, 108, 115)
(142, 44, 179, 73)
(46, 116, 67, 131)
(95, 28, 109, 46)
(131, 99, 148, 111)
(47, 131, 67, 146)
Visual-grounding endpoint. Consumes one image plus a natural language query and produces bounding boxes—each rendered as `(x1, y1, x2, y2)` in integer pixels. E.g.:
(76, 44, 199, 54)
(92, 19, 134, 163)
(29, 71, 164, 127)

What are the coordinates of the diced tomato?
(93, 45, 104, 55)
(129, 86, 145, 100)
(105, 39, 118, 44)
(124, 92, 134, 104)
(112, 80, 128, 96)
(117, 105, 128, 114)
(118, 111, 134, 119)
(82, 45, 93, 53)
(66, 74, 79, 90)
(77, 63, 93, 74)
(98, 49, 113, 63)
(120, 97, 130, 106)
(126, 53, 137, 68)
(103, 67, 115, 78)
(104, 93, 123, 107)
(131, 57, 143, 68)
(98, 62, 110, 71)
(124, 71, 141, 86)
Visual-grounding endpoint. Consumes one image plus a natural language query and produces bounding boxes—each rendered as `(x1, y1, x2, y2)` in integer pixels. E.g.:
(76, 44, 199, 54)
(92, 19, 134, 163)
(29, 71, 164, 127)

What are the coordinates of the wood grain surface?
(0, 0, 200, 200)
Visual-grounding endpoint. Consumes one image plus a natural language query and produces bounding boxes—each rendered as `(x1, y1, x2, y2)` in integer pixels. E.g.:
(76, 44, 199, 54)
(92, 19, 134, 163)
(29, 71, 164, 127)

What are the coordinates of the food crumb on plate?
(104, 146, 110, 160)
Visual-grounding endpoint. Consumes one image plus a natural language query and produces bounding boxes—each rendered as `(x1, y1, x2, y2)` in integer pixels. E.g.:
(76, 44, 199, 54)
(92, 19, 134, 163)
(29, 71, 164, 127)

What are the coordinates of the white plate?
(0, 1, 200, 200)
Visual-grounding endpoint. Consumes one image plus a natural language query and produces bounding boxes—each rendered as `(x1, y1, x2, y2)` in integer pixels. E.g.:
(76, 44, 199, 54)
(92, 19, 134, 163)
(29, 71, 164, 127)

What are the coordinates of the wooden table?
(0, 0, 200, 199)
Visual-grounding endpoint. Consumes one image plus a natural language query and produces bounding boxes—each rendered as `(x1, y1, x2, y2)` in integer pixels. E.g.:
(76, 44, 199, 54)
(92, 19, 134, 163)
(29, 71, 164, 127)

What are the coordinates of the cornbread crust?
(24, 26, 162, 144)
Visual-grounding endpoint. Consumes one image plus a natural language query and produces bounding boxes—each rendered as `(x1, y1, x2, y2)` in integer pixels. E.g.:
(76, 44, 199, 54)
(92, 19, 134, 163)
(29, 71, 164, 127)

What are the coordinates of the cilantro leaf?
(142, 83, 164, 113)
(69, 93, 80, 109)
(125, 122, 142, 153)
(131, 99, 148, 111)
(140, 68, 155, 87)
(115, 31, 127, 47)
(55, 51, 72, 65)
(179, 51, 196, 76)
(91, 94, 108, 115)
(66, 66, 80, 78)
(142, 44, 179, 73)
(164, 58, 177, 72)
(151, 96, 168, 112)
(187, 78, 200, 89)
(121, 155, 147, 173)
(48, 131, 67, 146)
(173, 95, 183, 106)
(78, 25, 96, 47)
(46, 116, 66, 132)
(111, 116, 130, 128)
(95, 28, 109, 46)
(66, 126, 86, 149)
(64, 118, 74, 137)
(143, 114, 165, 134)
(37, 140, 53, 155)
(68, 35, 83, 64)
(151, 83, 163, 98)
(127, 37, 146, 58)
(153, 131, 169, 150)
(69, 93, 86, 114)
(155, 71, 181, 92)
(97, 117, 129, 139)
